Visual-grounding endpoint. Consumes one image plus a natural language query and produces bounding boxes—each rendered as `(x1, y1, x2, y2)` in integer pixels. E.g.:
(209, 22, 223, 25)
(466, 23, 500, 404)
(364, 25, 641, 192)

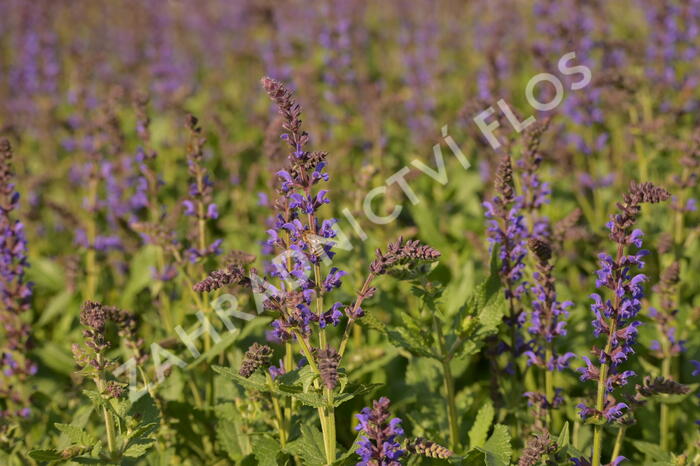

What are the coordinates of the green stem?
(545, 344, 554, 427)
(611, 426, 626, 461)
(660, 356, 671, 451)
(292, 331, 335, 464)
(338, 274, 375, 359)
(441, 358, 459, 451)
(85, 177, 98, 300)
(433, 313, 459, 451)
(324, 388, 336, 464)
(267, 373, 287, 447)
(95, 357, 117, 457)
(592, 244, 624, 466)
(284, 342, 294, 439)
(592, 317, 617, 466)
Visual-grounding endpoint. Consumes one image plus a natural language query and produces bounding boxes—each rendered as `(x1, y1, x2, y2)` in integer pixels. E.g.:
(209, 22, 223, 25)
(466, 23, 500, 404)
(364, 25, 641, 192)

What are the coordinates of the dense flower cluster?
(484, 155, 528, 303)
(355, 397, 405, 466)
(484, 155, 529, 371)
(239, 343, 273, 378)
(193, 263, 250, 292)
(524, 238, 574, 372)
(72, 301, 142, 371)
(577, 182, 670, 423)
(0, 138, 35, 420)
(518, 431, 556, 466)
(649, 261, 684, 360)
(317, 346, 341, 390)
(406, 437, 452, 459)
(260, 77, 346, 342)
(645, 0, 700, 110)
(183, 114, 222, 263)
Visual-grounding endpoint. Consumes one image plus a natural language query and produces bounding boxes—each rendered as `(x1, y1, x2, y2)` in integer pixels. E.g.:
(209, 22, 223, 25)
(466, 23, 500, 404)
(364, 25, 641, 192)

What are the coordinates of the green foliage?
(468, 402, 495, 449)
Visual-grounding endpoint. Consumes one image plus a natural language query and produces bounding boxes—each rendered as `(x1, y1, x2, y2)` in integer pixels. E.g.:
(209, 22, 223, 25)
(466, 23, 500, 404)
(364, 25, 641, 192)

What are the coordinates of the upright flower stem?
(292, 330, 334, 464)
(85, 176, 99, 300)
(433, 313, 459, 451)
(591, 323, 616, 466)
(592, 244, 623, 466)
(660, 355, 671, 451)
(95, 355, 117, 457)
(545, 343, 554, 423)
(338, 273, 374, 358)
(440, 358, 459, 452)
(284, 341, 294, 438)
(611, 425, 626, 461)
(266, 373, 287, 447)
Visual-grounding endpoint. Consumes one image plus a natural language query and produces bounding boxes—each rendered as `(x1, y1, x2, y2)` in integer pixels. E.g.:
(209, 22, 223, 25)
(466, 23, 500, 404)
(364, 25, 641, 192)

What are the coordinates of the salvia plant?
(1, 2, 700, 466)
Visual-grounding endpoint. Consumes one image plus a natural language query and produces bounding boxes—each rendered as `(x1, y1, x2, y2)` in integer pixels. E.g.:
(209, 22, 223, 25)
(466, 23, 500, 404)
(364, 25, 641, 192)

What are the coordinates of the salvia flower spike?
(579, 181, 670, 466)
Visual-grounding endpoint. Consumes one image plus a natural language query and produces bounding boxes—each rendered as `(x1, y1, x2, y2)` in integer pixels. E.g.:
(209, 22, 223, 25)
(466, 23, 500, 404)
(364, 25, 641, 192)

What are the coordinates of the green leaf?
(556, 422, 570, 449)
(288, 391, 326, 408)
(35, 342, 75, 376)
(216, 404, 247, 461)
(252, 435, 283, 466)
(468, 401, 494, 448)
(482, 424, 511, 466)
(128, 392, 160, 426)
(54, 423, 95, 446)
(37, 289, 76, 327)
(357, 311, 386, 332)
(27, 258, 65, 291)
(213, 366, 270, 392)
(123, 438, 156, 458)
(29, 449, 62, 461)
(386, 325, 437, 359)
(333, 383, 382, 407)
(332, 432, 361, 466)
(82, 389, 106, 408)
(632, 441, 674, 463)
(286, 424, 327, 466)
(277, 365, 316, 394)
(451, 267, 505, 360)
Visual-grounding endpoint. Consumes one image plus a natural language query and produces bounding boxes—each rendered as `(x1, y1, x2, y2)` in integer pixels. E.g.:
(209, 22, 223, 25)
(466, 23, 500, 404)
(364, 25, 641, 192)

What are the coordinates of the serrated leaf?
(290, 391, 326, 408)
(358, 311, 386, 332)
(468, 401, 494, 448)
(482, 424, 511, 466)
(333, 383, 382, 407)
(286, 424, 327, 466)
(214, 366, 270, 392)
(128, 392, 160, 426)
(123, 438, 155, 458)
(386, 325, 437, 359)
(55, 423, 95, 446)
(253, 435, 283, 466)
(217, 410, 246, 461)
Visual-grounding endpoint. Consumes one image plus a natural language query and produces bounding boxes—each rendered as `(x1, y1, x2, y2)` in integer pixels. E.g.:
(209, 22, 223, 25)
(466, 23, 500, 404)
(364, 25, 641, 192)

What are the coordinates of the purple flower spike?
(355, 397, 405, 466)
(577, 183, 670, 425)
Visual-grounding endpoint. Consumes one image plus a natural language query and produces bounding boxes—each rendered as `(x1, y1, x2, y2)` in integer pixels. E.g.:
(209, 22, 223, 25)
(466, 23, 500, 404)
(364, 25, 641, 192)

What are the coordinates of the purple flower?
(0, 139, 35, 418)
(691, 360, 700, 377)
(260, 77, 347, 331)
(577, 182, 670, 423)
(355, 397, 405, 465)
